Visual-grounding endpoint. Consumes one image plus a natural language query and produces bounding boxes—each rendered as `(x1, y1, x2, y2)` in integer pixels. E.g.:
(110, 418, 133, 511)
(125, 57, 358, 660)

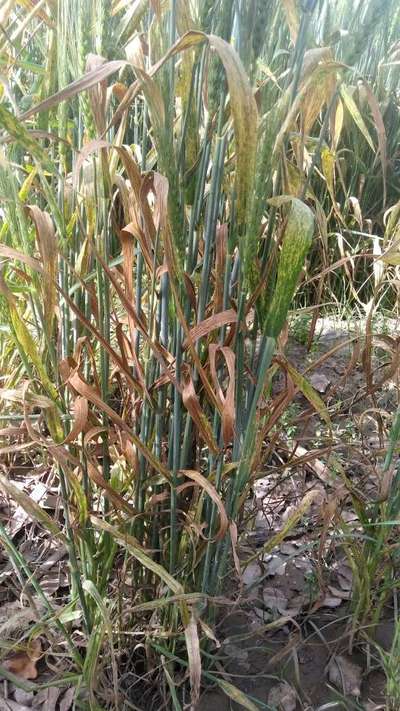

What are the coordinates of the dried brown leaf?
(209, 345, 235, 445)
(185, 614, 201, 708)
(183, 309, 237, 348)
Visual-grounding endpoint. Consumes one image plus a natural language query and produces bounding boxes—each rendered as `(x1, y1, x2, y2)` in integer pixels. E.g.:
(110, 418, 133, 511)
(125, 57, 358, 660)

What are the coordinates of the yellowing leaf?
(0, 279, 57, 401)
(361, 81, 387, 207)
(321, 146, 343, 224)
(0, 274, 62, 441)
(281, 0, 300, 43)
(340, 84, 375, 152)
(284, 359, 331, 428)
(26, 205, 57, 340)
(380, 239, 400, 266)
(208, 34, 258, 227)
(332, 97, 344, 150)
(216, 679, 260, 711)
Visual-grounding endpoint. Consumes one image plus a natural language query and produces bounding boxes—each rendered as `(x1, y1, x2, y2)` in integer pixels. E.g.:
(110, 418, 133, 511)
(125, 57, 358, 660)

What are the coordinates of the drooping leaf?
(0, 472, 64, 540)
(340, 84, 375, 151)
(208, 34, 258, 226)
(279, 357, 331, 427)
(90, 515, 184, 594)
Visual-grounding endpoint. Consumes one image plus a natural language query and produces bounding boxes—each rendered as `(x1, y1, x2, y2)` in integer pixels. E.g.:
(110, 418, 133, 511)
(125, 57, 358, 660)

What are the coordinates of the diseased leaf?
(184, 614, 201, 708)
(208, 34, 258, 226)
(216, 679, 260, 711)
(112, 30, 258, 226)
(20, 60, 128, 120)
(180, 469, 229, 541)
(182, 309, 237, 348)
(209, 345, 236, 445)
(361, 81, 387, 207)
(0, 105, 53, 171)
(281, 0, 300, 43)
(263, 198, 314, 338)
(340, 84, 375, 151)
(278, 357, 331, 427)
(26, 205, 57, 339)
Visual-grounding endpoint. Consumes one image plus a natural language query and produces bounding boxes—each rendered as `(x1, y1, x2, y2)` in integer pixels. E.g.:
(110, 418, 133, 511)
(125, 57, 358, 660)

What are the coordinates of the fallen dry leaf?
(33, 686, 62, 710)
(309, 372, 330, 393)
(321, 595, 343, 608)
(263, 554, 286, 576)
(242, 562, 261, 588)
(263, 587, 289, 614)
(59, 687, 75, 711)
(268, 681, 297, 710)
(222, 643, 250, 670)
(40, 567, 68, 596)
(289, 445, 330, 483)
(0, 600, 44, 636)
(328, 584, 350, 600)
(13, 689, 34, 706)
(327, 654, 362, 696)
(336, 561, 353, 591)
(3, 638, 42, 680)
(341, 510, 358, 523)
(280, 542, 299, 556)
(0, 697, 31, 711)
